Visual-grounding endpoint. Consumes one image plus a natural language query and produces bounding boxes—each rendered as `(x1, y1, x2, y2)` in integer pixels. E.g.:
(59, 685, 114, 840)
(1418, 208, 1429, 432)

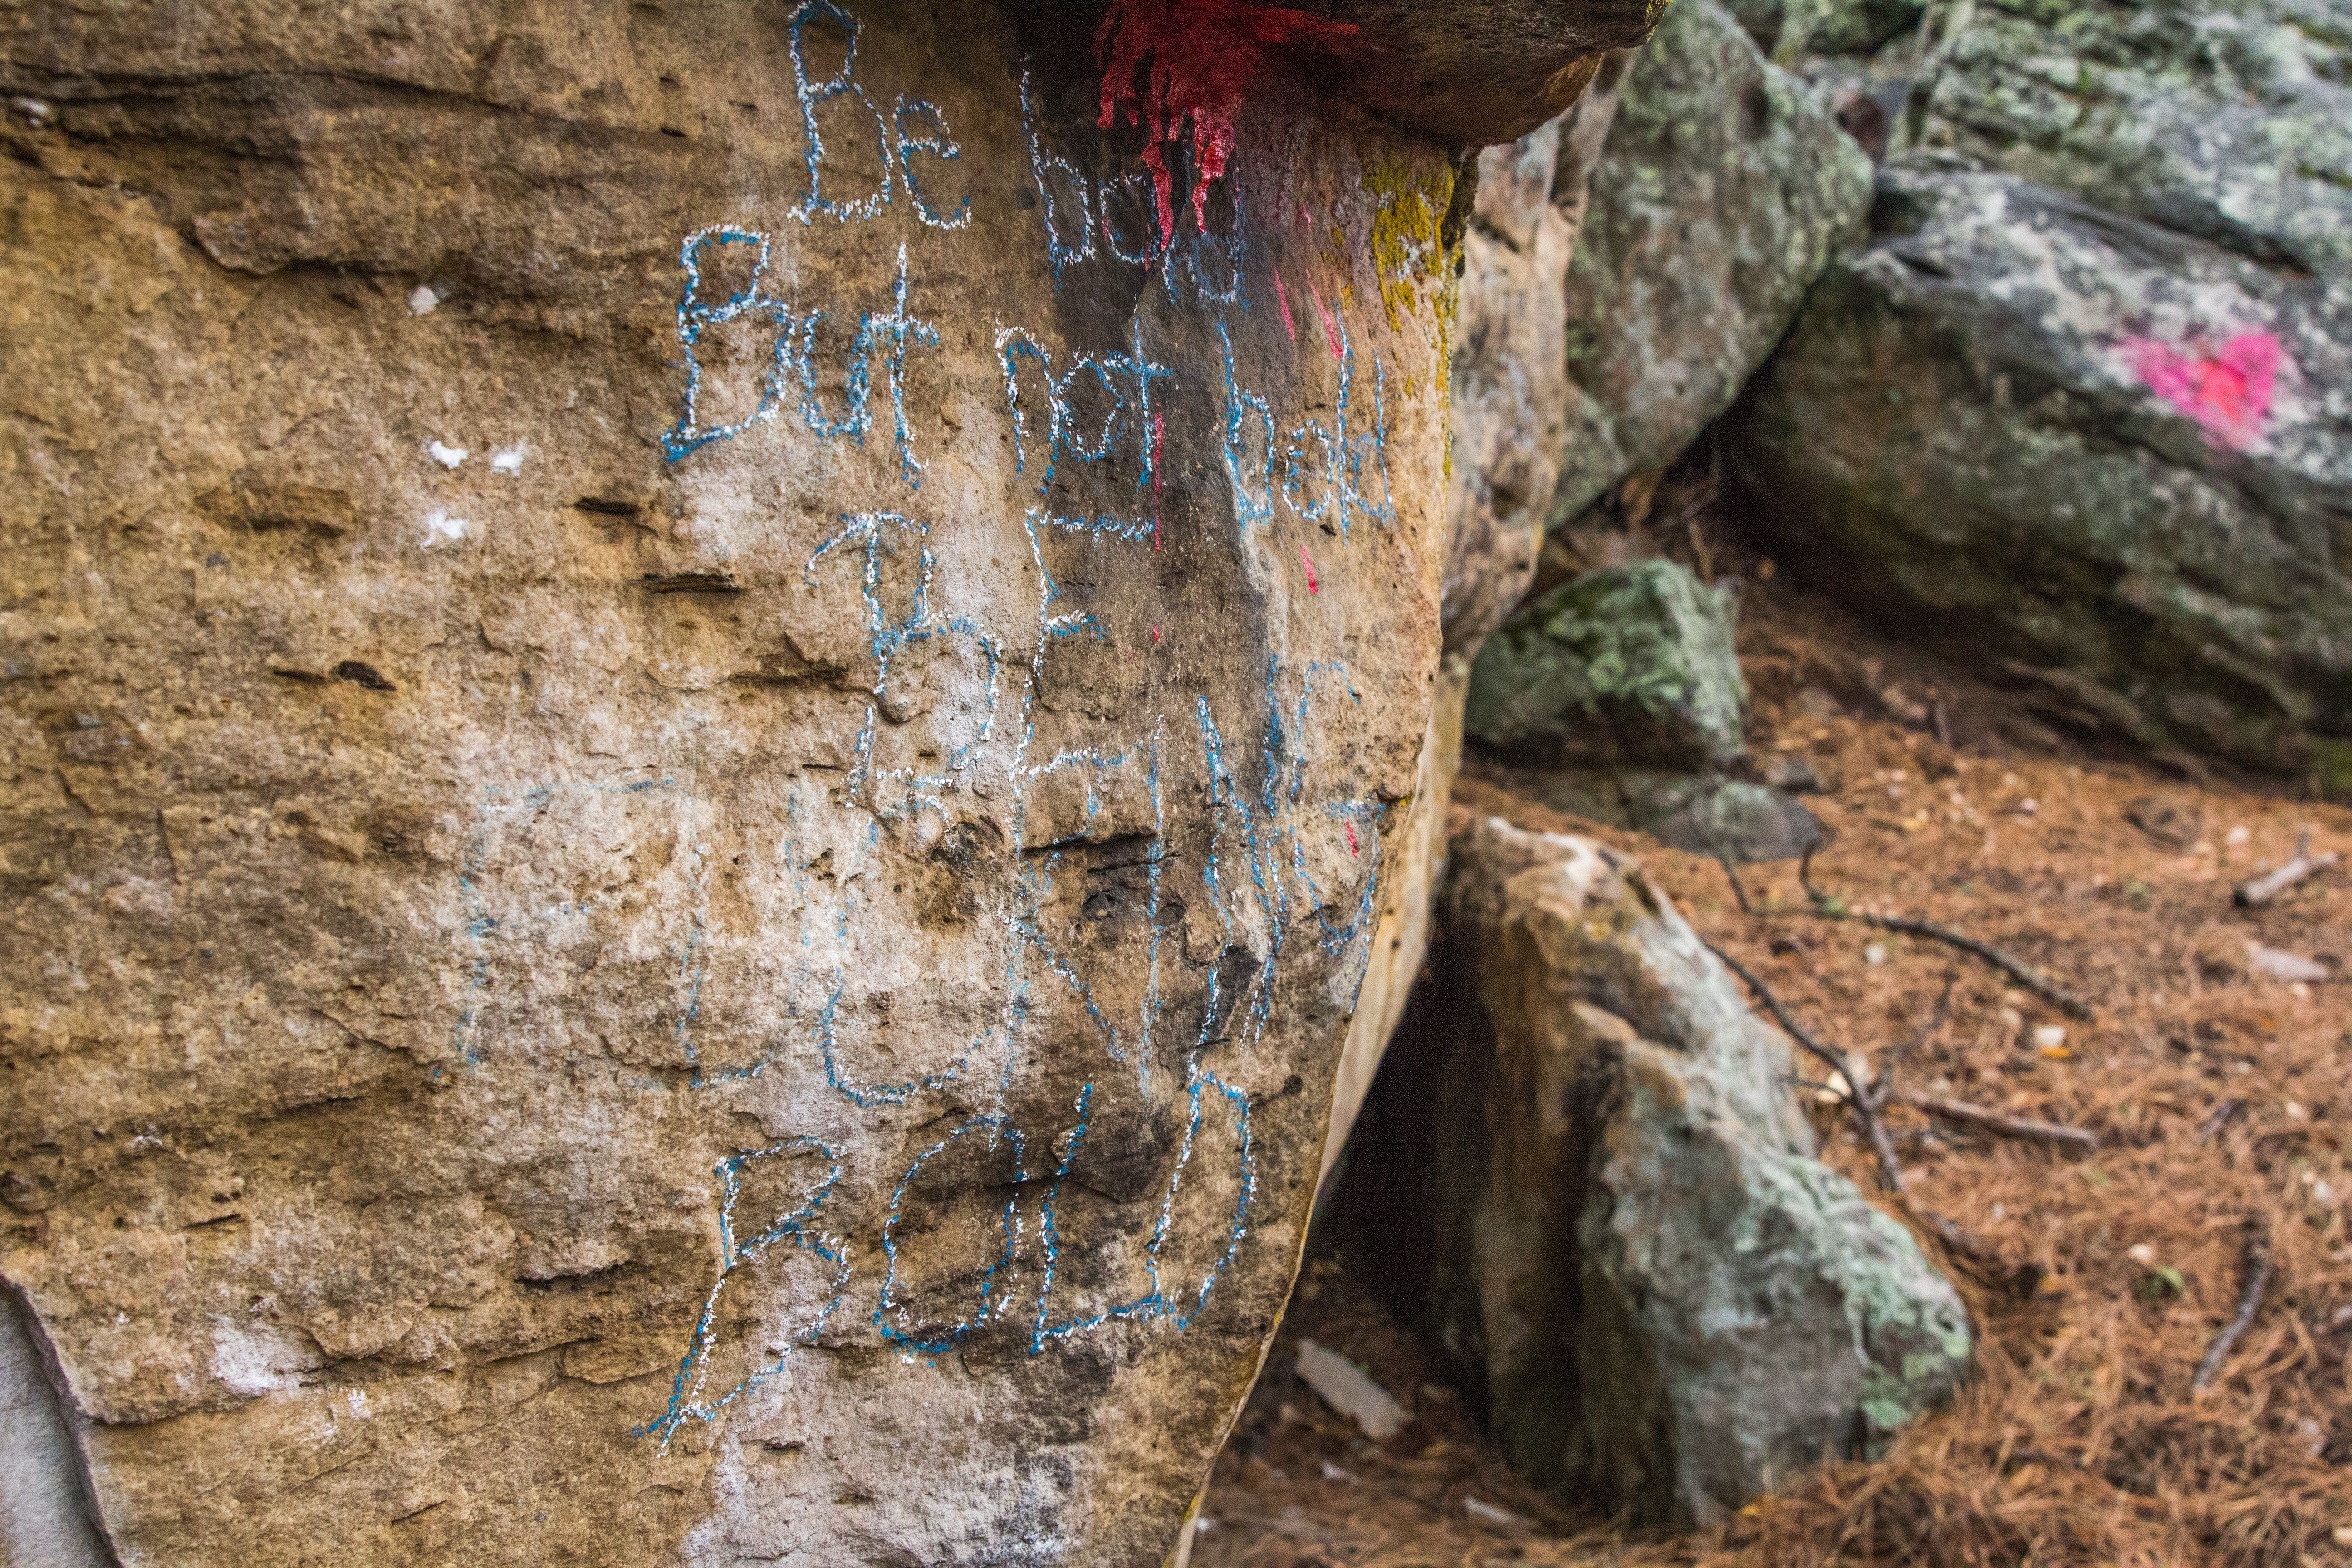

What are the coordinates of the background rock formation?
(0, 3, 1667, 1562)
(1901, 0, 2352, 280)
(1547, 0, 1872, 532)
(1734, 165, 2352, 781)
(1731, 0, 2352, 788)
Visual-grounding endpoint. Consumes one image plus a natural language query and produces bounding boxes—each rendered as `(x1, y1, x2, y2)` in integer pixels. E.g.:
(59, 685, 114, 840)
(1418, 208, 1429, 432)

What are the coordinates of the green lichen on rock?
(1416, 820, 1973, 1528)
(1549, 0, 1873, 527)
(1901, 0, 2352, 283)
(1580, 1062, 1973, 1514)
(1465, 560, 1748, 769)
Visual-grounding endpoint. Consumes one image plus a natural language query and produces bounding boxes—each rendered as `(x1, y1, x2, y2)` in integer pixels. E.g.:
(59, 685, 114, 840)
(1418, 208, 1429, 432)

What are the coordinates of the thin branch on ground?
(1891, 1089, 2100, 1154)
(1715, 853, 1754, 916)
(1709, 941, 2045, 1293)
(2193, 1229, 2274, 1392)
(2195, 1099, 2246, 1145)
(1798, 846, 2094, 1019)
(1706, 941, 1906, 1194)
(2234, 832, 2339, 908)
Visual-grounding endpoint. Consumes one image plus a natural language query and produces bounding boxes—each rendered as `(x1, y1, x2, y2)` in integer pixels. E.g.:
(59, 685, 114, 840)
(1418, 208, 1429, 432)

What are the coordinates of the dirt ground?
(1190, 566, 2352, 1568)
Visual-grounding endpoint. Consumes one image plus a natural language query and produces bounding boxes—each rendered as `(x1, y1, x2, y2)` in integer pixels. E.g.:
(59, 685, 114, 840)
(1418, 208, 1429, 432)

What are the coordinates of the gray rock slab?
(1550, 0, 1874, 528)
(1732, 161, 2352, 782)
(1900, 0, 2352, 285)
(1432, 819, 1971, 1526)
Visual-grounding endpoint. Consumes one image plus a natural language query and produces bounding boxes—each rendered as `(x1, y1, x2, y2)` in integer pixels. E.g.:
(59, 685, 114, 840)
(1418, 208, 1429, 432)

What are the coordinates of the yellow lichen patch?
(1363, 160, 1454, 334)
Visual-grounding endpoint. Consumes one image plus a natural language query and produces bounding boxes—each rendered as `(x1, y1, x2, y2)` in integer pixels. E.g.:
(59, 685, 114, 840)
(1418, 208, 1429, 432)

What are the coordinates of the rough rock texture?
(0, 3, 1662, 1563)
(1309, 0, 1666, 145)
(1348, 818, 1970, 1528)
(1439, 62, 1629, 660)
(1547, 0, 1873, 529)
(2, 1286, 108, 1566)
(1464, 560, 1749, 769)
(1899, 0, 2352, 284)
(1323, 69, 1631, 1184)
(1766, 0, 1924, 60)
(1733, 163, 2352, 782)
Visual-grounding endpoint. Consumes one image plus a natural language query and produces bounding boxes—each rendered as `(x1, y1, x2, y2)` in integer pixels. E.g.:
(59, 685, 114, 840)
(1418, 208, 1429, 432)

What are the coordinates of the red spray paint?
(1097, 0, 1358, 247)
(1299, 545, 1318, 593)
(1308, 279, 1342, 360)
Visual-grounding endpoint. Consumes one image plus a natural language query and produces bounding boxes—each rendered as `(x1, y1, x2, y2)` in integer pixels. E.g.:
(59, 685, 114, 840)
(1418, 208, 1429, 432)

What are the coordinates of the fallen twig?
(1798, 847, 2094, 1019)
(1891, 1089, 2100, 1154)
(1706, 941, 1906, 1193)
(2193, 1230, 2274, 1392)
(1715, 853, 1753, 916)
(2195, 1099, 2246, 1145)
(1709, 941, 2044, 1293)
(2234, 833, 2339, 908)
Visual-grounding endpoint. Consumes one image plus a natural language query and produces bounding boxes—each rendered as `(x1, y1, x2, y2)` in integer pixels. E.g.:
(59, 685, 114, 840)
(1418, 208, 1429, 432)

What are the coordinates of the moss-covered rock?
(1465, 560, 1749, 769)
(1424, 819, 1971, 1526)
(1732, 162, 2352, 779)
(1735, 0, 1927, 59)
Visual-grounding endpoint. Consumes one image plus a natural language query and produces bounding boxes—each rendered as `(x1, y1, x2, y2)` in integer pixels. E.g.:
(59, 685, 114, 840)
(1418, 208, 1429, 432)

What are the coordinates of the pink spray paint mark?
(1343, 820, 1358, 856)
(2122, 331, 2284, 450)
(1152, 624, 1162, 644)
(1274, 273, 1297, 342)
(1300, 545, 1318, 593)
(1096, 0, 1359, 248)
(1308, 280, 1342, 361)
(1150, 410, 1166, 551)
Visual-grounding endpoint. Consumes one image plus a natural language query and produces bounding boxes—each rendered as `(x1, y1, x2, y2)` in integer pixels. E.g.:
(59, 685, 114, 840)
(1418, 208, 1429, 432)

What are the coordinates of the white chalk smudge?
(407, 285, 440, 316)
(422, 510, 469, 547)
(490, 445, 527, 475)
(426, 440, 468, 469)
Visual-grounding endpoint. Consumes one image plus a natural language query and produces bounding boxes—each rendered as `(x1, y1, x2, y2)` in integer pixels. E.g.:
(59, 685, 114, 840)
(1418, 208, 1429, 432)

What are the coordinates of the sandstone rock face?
(1547, 0, 1872, 529)
(1733, 163, 2352, 781)
(1465, 559, 1749, 770)
(1901, 0, 2352, 283)
(1367, 819, 1970, 1527)
(0, 2, 1673, 1560)
(1323, 71, 1632, 1184)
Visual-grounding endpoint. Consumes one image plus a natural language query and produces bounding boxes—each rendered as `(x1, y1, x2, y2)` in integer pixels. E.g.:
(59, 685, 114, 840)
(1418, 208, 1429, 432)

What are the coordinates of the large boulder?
(0, 3, 1666, 1563)
(1341, 818, 1970, 1526)
(1733, 162, 2352, 782)
(1899, 0, 2352, 283)
(1464, 559, 1749, 769)
(1548, 0, 1874, 529)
